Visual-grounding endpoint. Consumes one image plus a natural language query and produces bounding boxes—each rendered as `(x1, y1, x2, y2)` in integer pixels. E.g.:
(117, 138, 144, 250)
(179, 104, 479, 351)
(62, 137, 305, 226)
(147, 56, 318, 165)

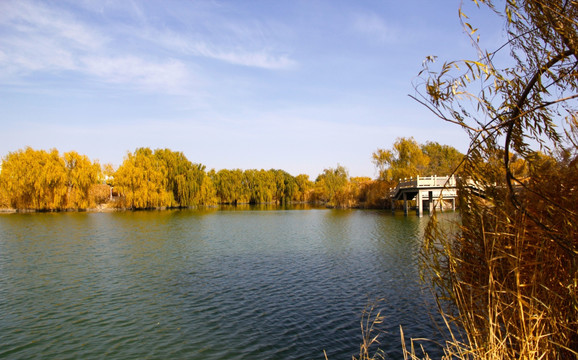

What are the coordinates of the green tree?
(270, 169, 298, 204)
(372, 137, 429, 182)
(154, 149, 206, 207)
(282, 172, 299, 203)
(270, 169, 286, 204)
(315, 165, 350, 207)
(244, 169, 276, 204)
(420, 141, 463, 176)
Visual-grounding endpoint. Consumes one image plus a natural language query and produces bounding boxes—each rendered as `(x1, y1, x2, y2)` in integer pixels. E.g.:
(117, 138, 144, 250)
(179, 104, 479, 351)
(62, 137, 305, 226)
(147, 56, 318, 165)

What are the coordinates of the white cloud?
(0, 0, 192, 93)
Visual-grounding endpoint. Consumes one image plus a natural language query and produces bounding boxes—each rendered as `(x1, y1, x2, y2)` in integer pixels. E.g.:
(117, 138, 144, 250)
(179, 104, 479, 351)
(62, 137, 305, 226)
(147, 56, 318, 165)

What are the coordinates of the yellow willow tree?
(0, 147, 68, 210)
(414, 0, 578, 358)
(198, 172, 218, 205)
(114, 148, 171, 209)
(64, 151, 101, 209)
(0, 149, 33, 209)
(294, 174, 314, 202)
(212, 169, 248, 205)
(0, 180, 8, 208)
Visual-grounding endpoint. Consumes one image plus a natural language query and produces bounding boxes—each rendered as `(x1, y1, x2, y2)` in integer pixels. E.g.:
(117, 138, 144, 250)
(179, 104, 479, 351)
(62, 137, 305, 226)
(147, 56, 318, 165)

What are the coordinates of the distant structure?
(390, 175, 458, 217)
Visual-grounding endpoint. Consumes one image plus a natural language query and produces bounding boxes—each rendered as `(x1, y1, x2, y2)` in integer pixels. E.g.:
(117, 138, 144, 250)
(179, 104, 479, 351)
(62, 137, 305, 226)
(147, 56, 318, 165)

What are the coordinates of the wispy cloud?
(0, 0, 100, 74)
(2, 0, 107, 50)
(193, 42, 296, 69)
(154, 34, 296, 70)
(84, 0, 297, 70)
(0, 0, 297, 95)
(0, 0, 192, 93)
(135, 13, 297, 71)
(352, 13, 398, 43)
(82, 56, 189, 93)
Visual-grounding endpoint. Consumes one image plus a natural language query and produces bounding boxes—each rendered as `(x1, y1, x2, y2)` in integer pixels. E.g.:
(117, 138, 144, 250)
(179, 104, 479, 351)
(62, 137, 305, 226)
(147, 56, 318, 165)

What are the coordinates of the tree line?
(0, 148, 108, 211)
(0, 138, 464, 211)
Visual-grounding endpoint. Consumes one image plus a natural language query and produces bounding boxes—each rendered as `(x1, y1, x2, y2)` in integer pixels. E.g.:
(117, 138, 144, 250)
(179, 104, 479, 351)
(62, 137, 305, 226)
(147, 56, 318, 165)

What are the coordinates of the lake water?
(0, 207, 449, 359)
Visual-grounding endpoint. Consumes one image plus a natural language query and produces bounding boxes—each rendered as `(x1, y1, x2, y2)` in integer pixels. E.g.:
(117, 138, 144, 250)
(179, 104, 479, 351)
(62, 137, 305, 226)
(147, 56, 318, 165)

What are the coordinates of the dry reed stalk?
(352, 301, 387, 360)
(419, 163, 578, 359)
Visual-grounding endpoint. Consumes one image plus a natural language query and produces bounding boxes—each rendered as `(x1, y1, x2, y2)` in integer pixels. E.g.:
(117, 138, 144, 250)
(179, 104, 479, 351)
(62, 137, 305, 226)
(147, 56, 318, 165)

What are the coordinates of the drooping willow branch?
(503, 49, 573, 200)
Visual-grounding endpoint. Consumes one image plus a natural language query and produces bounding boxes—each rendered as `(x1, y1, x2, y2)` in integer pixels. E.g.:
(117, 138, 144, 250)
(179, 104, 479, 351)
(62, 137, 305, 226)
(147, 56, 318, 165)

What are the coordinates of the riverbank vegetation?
(0, 138, 463, 211)
(411, 0, 578, 359)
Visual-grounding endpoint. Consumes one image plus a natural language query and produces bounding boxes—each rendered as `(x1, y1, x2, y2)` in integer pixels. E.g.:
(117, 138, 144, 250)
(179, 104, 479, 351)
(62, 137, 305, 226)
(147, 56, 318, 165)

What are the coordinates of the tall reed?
(419, 149, 578, 359)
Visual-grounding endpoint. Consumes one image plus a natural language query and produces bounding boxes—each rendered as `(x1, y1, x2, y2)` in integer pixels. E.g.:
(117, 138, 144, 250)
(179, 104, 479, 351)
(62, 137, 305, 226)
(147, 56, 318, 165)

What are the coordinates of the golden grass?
(416, 155, 578, 359)
(353, 302, 387, 360)
(348, 145, 578, 359)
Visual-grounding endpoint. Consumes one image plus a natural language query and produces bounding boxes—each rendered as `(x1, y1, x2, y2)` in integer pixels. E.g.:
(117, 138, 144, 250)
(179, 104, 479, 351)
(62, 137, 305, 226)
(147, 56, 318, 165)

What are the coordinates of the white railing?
(391, 175, 457, 196)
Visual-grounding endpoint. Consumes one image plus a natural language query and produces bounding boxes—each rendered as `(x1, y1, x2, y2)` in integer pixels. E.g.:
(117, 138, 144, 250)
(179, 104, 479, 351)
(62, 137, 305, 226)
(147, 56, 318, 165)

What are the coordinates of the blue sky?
(0, 0, 504, 178)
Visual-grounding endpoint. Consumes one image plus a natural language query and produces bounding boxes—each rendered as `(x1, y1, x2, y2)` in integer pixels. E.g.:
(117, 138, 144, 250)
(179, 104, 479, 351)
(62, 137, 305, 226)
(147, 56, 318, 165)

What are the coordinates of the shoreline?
(0, 201, 390, 213)
(0, 203, 120, 213)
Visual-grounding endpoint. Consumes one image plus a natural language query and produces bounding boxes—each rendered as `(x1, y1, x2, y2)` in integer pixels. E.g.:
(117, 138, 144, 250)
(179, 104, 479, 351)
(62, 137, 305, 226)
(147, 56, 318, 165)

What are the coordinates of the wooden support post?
(428, 191, 433, 214)
(403, 192, 408, 215)
(417, 191, 423, 217)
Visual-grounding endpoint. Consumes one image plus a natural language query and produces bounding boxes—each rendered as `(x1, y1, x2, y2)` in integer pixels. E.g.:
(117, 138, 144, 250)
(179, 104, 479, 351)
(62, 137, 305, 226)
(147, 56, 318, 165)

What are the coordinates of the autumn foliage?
(0, 139, 463, 211)
(414, 0, 578, 358)
(372, 137, 463, 183)
(0, 147, 102, 210)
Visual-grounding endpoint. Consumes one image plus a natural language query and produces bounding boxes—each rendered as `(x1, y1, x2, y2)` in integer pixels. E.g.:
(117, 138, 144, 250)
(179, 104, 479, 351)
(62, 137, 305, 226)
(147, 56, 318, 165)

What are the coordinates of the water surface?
(0, 208, 448, 359)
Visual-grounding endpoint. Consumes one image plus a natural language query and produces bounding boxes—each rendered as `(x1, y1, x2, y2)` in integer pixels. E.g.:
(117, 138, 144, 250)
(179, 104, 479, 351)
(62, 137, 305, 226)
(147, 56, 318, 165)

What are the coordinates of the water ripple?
(0, 210, 450, 359)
